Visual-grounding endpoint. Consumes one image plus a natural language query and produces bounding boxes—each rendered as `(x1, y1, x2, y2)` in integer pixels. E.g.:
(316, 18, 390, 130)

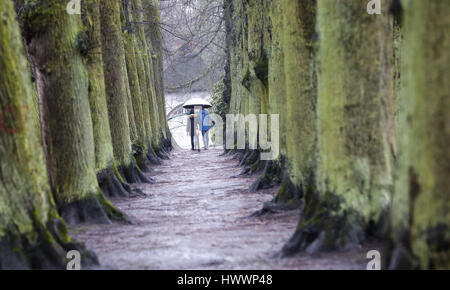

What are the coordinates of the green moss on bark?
(0, 0, 98, 269)
(282, 0, 317, 200)
(81, 0, 115, 173)
(23, 0, 126, 223)
(121, 0, 149, 169)
(387, 0, 450, 270)
(99, 0, 133, 168)
(80, 0, 133, 198)
(301, 0, 394, 251)
(142, 0, 163, 150)
(145, 0, 170, 140)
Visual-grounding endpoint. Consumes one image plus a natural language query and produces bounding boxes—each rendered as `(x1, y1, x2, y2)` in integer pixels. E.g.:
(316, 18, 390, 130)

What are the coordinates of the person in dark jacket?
(186, 108, 201, 152)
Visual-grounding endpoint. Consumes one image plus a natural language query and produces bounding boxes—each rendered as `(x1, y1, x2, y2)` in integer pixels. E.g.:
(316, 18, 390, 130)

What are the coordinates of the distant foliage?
(211, 78, 226, 121)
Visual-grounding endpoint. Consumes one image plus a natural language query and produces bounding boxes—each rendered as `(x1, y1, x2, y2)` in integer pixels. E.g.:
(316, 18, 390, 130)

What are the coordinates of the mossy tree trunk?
(247, 0, 265, 117)
(82, 0, 132, 198)
(121, 0, 151, 172)
(248, 0, 286, 196)
(228, 0, 246, 117)
(99, 0, 150, 184)
(227, 0, 250, 158)
(142, 0, 163, 152)
(145, 0, 170, 142)
(387, 0, 450, 270)
(119, 2, 138, 149)
(249, 1, 317, 211)
(23, 0, 127, 225)
(283, 0, 395, 255)
(222, 0, 233, 111)
(263, 0, 317, 209)
(1, 0, 96, 269)
(130, 0, 162, 164)
(225, 1, 274, 184)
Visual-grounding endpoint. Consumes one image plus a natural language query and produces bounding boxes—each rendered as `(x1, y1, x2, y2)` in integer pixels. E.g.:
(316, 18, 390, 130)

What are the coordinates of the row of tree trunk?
(0, 0, 170, 269)
(224, 0, 449, 269)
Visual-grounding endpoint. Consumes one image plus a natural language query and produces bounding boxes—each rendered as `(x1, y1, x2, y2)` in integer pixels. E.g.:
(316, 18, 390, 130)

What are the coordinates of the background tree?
(82, 0, 133, 198)
(268, 0, 317, 209)
(159, 0, 226, 93)
(131, 0, 165, 164)
(142, 0, 164, 153)
(121, 0, 151, 171)
(100, 0, 151, 184)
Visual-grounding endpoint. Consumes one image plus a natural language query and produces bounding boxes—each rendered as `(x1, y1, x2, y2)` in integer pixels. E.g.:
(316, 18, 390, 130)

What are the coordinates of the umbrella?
(182, 98, 212, 109)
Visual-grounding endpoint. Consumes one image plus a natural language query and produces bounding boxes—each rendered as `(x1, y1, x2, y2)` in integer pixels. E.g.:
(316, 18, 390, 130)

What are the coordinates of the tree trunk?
(82, 0, 132, 198)
(23, 0, 128, 225)
(100, 0, 150, 184)
(142, 0, 163, 151)
(131, 0, 162, 164)
(387, 0, 450, 270)
(120, 3, 138, 148)
(145, 0, 170, 142)
(283, 0, 395, 255)
(247, 0, 265, 117)
(121, 0, 151, 172)
(263, 0, 317, 208)
(0, 0, 97, 269)
(249, 0, 287, 196)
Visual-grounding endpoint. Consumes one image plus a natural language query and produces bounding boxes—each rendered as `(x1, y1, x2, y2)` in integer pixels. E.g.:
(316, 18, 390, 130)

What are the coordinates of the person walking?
(186, 108, 201, 152)
(201, 108, 213, 150)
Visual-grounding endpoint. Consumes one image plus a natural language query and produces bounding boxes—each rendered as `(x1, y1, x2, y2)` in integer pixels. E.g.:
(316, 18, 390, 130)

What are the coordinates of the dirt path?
(71, 149, 373, 270)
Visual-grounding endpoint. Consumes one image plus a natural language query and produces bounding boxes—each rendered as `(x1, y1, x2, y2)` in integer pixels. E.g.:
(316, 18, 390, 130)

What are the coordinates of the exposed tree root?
(232, 150, 245, 161)
(0, 211, 99, 269)
(132, 143, 154, 173)
(240, 151, 252, 166)
(248, 160, 282, 192)
(231, 150, 267, 178)
(238, 151, 252, 166)
(249, 200, 300, 218)
(137, 158, 154, 173)
(228, 150, 250, 177)
(98, 168, 132, 198)
(281, 191, 368, 257)
(151, 138, 171, 161)
(239, 151, 266, 175)
(162, 138, 173, 152)
(249, 162, 303, 216)
(58, 189, 130, 226)
(220, 149, 232, 156)
(156, 147, 170, 160)
(111, 164, 146, 197)
(272, 174, 304, 206)
(148, 148, 163, 165)
(119, 159, 154, 184)
(383, 218, 420, 269)
(385, 243, 418, 270)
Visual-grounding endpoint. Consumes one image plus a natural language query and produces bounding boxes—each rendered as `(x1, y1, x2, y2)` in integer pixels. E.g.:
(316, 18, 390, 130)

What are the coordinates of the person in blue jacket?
(201, 108, 214, 150)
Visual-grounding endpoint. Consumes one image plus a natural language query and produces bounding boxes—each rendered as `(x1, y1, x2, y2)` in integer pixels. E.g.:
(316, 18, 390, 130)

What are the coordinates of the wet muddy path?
(71, 149, 372, 270)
